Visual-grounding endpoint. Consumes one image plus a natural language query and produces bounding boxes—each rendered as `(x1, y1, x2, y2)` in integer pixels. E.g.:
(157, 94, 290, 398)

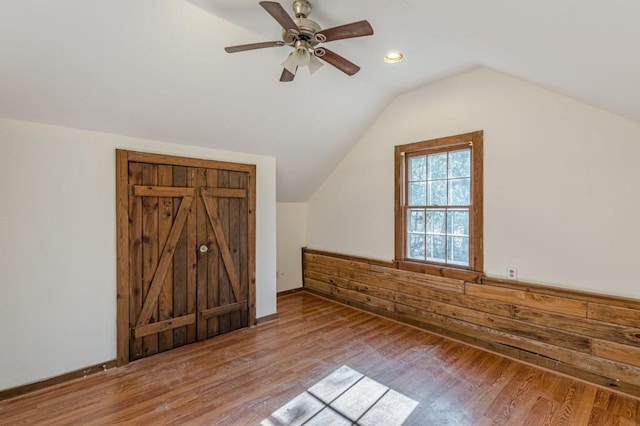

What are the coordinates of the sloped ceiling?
(1, 0, 639, 201)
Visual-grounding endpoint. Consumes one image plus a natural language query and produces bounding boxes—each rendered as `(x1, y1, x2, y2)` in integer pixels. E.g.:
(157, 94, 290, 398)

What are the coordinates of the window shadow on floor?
(261, 365, 419, 426)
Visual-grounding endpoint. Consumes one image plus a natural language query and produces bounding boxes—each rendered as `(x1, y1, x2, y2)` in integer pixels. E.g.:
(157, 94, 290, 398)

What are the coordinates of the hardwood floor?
(1, 292, 639, 425)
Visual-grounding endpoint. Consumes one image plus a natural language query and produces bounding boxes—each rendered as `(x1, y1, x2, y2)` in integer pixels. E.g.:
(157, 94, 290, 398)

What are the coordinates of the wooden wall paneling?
(115, 150, 130, 367)
(128, 163, 144, 361)
(172, 166, 188, 347)
(305, 266, 589, 349)
(511, 305, 640, 347)
(304, 278, 395, 312)
(206, 168, 220, 338)
(302, 248, 640, 398)
(395, 296, 640, 387)
(466, 283, 588, 317)
(217, 169, 231, 334)
(157, 165, 174, 352)
(369, 263, 464, 293)
(303, 248, 395, 269)
(186, 168, 197, 344)
(588, 303, 640, 327)
(308, 263, 515, 319)
(592, 339, 640, 368)
(484, 277, 640, 310)
(141, 164, 159, 357)
(304, 252, 370, 272)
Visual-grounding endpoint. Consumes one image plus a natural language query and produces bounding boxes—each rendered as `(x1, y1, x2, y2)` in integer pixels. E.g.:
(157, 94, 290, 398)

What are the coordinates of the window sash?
(394, 131, 483, 274)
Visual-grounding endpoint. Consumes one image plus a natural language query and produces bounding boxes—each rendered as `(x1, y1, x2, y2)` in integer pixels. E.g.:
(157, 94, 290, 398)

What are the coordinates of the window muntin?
(395, 131, 482, 273)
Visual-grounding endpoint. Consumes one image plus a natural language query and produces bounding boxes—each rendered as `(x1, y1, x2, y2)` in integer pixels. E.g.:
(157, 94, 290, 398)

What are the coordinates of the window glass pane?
(449, 149, 470, 178)
(408, 209, 425, 233)
(426, 209, 446, 234)
(449, 178, 470, 205)
(408, 234, 425, 260)
(409, 156, 426, 181)
(409, 182, 426, 206)
(427, 181, 447, 206)
(426, 235, 446, 262)
(447, 209, 469, 236)
(428, 153, 447, 180)
(447, 236, 469, 265)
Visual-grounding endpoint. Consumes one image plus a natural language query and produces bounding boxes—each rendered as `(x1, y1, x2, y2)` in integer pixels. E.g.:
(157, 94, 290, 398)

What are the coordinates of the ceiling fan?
(224, 0, 374, 82)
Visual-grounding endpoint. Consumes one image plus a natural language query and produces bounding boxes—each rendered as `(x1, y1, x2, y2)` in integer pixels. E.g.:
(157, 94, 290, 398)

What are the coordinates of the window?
(395, 131, 483, 273)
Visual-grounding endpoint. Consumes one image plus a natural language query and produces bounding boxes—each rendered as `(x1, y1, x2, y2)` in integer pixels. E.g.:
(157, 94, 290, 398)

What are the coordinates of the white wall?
(276, 203, 307, 293)
(0, 118, 277, 391)
(308, 68, 640, 299)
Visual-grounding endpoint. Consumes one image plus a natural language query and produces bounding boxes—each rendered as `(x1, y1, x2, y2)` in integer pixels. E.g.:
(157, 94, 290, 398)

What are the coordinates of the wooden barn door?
(116, 150, 256, 365)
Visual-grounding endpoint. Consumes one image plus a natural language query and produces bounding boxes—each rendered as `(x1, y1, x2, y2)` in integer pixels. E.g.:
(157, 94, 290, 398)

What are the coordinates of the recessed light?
(384, 51, 404, 63)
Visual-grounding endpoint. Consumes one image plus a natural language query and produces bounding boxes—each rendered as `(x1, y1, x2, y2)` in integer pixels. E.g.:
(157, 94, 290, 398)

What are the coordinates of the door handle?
(199, 244, 209, 253)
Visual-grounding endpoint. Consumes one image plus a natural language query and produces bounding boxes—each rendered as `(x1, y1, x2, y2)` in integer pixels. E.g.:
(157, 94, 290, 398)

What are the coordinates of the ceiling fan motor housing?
(282, 17, 321, 46)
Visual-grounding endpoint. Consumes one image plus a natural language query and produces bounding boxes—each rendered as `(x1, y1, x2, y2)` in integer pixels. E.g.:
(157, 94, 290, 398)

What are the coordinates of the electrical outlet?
(507, 266, 518, 280)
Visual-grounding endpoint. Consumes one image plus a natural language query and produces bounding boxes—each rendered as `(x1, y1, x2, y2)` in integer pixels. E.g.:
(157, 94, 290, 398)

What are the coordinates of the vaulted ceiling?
(1, 0, 639, 201)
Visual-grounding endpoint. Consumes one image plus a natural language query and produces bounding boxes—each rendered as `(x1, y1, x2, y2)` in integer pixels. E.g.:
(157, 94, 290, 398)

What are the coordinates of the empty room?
(1, 0, 640, 424)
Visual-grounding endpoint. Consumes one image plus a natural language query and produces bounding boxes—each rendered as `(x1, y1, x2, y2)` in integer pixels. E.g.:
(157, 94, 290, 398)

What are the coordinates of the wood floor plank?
(1, 292, 638, 425)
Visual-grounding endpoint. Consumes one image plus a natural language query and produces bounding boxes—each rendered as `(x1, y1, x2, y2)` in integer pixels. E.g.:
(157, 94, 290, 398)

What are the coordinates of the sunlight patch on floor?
(261, 365, 419, 426)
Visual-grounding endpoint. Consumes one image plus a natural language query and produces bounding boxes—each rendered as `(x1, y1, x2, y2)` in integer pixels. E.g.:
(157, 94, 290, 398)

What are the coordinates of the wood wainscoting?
(302, 248, 640, 398)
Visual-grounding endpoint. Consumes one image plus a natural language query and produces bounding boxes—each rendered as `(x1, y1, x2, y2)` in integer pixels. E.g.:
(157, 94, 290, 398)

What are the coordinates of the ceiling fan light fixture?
(282, 52, 298, 74)
(293, 46, 311, 67)
(308, 54, 323, 74)
(384, 51, 404, 63)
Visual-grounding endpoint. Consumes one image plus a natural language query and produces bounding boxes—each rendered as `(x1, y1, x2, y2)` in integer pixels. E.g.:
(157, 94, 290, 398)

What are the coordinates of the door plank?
(239, 172, 249, 327)
(172, 167, 188, 346)
(157, 166, 174, 352)
(116, 150, 130, 366)
(217, 171, 231, 334)
(195, 168, 210, 340)
(128, 163, 144, 360)
(133, 314, 196, 339)
(205, 169, 220, 338)
(229, 171, 243, 330)
(141, 164, 159, 357)
(136, 195, 194, 328)
(248, 168, 256, 325)
(200, 301, 247, 320)
(186, 168, 197, 344)
(134, 186, 195, 197)
(201, 187, 247, 199)
(128, 151, 255, 173)
(201, 191, 242, 304)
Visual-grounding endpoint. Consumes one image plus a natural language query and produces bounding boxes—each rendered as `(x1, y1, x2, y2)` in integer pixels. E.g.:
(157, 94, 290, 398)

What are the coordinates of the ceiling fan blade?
(315, 48, 360, 76)
(224, 41, 284, 53)
(280, 68, 296, 82)
(317, 20, 374, 42)
(259, 1, 298, 33)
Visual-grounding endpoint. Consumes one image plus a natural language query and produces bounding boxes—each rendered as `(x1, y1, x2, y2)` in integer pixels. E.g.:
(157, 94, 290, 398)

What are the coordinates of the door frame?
(116, 149, 257, 366)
